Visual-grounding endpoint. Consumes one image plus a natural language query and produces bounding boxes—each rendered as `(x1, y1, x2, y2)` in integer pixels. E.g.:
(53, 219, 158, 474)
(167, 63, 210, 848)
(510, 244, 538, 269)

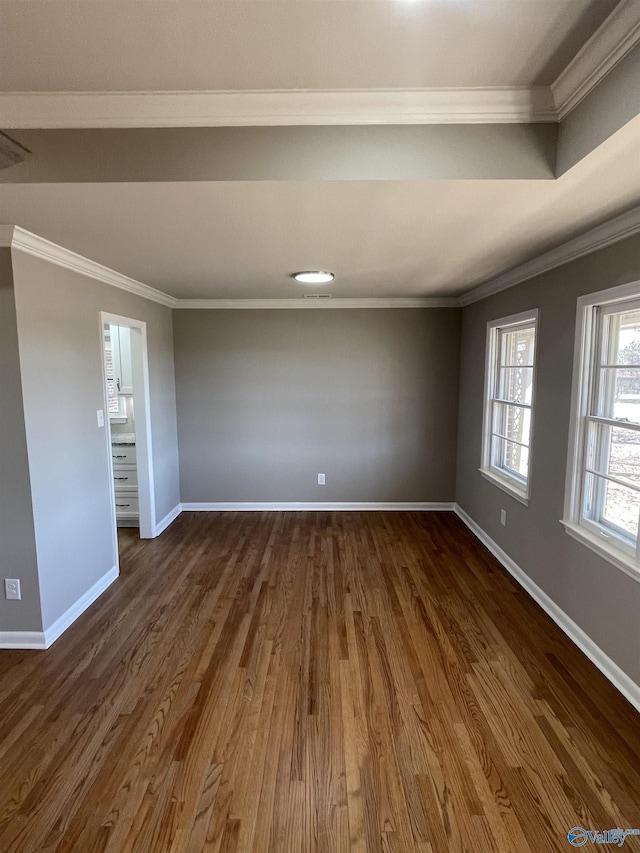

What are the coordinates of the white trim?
(0, 631, 47, 650)
(154, 504, 182, 536)
(459, 206, 640, 307)
(180, 501, 454, 512)
(1, 226, 176, 308)
(0, 87, 556, 129)
(42, 566, 119, 648)
(552, 0, 640, 120)
(174, 297, 459, 310)
(479, 469, 530, 506)
(101, 313, 157, 540)
(561, 521, 640, 585)
(562, 280, 640, 576)
(454, 504, 640, 714)
(480, 309, 538, 503)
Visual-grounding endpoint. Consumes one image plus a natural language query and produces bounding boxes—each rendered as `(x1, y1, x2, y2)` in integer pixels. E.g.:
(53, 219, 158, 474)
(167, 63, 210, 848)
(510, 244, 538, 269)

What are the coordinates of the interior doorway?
(100, 313, 156, 548)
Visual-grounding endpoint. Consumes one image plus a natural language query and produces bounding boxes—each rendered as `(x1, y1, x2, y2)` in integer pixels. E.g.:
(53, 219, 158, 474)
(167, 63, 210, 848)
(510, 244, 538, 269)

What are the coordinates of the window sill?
(479, 468, 529, 506)
(560, 520, 640, 584)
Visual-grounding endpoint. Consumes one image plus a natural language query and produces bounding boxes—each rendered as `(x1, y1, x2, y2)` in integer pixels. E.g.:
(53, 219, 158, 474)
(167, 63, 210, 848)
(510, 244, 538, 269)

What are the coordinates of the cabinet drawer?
(112, 445, 136, 465)
(113, 468, 138, 488)
(114, 495, 139, 517)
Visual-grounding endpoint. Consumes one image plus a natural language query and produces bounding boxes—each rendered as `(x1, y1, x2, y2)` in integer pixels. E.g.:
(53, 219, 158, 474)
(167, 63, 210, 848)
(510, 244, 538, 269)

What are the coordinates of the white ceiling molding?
(459, 205, 640, 307)
(1, 226, 177, 308)
(173, 298, 459, 309)
(552, 0, 640, 120)
(0, 87, 556, 129)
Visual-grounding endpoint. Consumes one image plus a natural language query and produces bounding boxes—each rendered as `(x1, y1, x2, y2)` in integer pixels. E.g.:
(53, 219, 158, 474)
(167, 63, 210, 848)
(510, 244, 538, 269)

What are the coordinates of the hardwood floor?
(0, 511, 639, 852)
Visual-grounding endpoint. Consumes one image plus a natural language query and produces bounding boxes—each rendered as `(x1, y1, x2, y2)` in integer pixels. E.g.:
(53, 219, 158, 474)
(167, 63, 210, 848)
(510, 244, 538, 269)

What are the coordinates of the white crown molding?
(173, 297, 459, 309)
(459, 205, 640, 307)
(552, 0, 640, 120)
(454, 504, 640, 713)
(1, 226, 177, 308)
(0, 87, 556, 129)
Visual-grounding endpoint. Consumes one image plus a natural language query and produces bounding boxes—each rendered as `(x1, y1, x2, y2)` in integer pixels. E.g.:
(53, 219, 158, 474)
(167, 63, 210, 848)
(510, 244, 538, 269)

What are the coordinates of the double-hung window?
(481, 310, 538, 503)
(564, 284, 640, 580)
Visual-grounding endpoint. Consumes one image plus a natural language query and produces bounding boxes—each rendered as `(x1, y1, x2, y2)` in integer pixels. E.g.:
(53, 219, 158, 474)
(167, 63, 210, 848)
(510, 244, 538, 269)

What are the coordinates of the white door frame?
(100, 312, 157, 541)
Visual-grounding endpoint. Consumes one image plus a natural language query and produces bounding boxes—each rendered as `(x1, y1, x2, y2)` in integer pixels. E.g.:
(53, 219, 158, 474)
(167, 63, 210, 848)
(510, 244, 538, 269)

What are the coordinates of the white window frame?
(562, 280, 640, 584)
(480, 309, 538, 505)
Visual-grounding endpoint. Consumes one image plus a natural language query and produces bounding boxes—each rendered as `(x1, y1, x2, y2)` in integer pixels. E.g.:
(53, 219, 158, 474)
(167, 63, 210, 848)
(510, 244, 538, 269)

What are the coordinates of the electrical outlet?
(500, 509, 507, 527)
(317, 473, 326, 485)
(5, 579, 21, 600)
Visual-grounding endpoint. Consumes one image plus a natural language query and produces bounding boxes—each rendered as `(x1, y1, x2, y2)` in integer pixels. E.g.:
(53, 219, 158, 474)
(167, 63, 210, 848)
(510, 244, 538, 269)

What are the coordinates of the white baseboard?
(42, 565, 119, 649)
(180, 501, 455, 512)
(453, 504, 640, 714)
(154, 503, 182, 536)
(0, 630, 47, 650)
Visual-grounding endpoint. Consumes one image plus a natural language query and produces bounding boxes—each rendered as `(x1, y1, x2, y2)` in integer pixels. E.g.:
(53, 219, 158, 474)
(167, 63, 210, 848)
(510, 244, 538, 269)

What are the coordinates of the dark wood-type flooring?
(0, 511, 639, 852)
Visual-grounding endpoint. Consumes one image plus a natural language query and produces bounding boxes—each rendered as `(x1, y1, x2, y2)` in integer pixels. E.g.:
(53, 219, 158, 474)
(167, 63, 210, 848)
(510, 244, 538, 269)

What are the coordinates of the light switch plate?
(97, 409, 105, 428)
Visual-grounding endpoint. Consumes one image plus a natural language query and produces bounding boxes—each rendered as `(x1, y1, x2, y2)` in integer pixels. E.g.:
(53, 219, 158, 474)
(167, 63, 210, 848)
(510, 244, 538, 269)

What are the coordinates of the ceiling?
(0, 1, 617, 91)
(0, 0, 638, 302)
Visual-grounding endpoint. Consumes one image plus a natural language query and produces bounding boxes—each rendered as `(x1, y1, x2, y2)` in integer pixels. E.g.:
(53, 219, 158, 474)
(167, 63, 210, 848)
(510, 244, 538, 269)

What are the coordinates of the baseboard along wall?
(453, 504, 640, 714)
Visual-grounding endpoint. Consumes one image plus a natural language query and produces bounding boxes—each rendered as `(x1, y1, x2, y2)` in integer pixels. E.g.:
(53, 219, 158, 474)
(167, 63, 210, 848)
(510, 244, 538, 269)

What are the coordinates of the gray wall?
(456, 234, 640, 685)
(0, 249, 42, 633)
(174, 308, 461, 503)
(11, 251, 180, 632)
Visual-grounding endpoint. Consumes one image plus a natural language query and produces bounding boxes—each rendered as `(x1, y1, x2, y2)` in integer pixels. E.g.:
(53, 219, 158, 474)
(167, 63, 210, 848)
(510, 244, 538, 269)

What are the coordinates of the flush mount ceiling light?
(292, 271, 335, 284)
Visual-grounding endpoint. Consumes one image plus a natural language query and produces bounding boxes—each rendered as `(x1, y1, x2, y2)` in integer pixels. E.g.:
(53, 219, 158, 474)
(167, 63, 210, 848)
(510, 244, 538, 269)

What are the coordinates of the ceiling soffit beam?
(1, 125, 557, 183)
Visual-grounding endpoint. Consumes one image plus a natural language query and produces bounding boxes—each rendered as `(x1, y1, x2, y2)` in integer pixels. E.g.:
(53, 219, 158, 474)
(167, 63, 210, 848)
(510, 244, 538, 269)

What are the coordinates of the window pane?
(499, 325, 535, 368)
(584, 472, 640, 541)
(587, 421, 640, 486)
(597, 367, 640, 423)
(603, 308, 640, 366)
(492, 402, 531, 447)
(498, 366, 534, 404)
(491, 435, 529, 480)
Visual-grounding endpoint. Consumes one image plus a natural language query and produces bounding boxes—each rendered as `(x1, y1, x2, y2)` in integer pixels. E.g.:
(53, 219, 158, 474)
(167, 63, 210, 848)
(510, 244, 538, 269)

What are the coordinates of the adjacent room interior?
(0, 1, 639, 850)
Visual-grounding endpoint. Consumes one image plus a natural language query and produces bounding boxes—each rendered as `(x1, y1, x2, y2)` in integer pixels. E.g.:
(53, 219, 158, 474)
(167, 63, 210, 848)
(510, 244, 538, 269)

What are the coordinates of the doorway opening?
(100, 313, 156, 558)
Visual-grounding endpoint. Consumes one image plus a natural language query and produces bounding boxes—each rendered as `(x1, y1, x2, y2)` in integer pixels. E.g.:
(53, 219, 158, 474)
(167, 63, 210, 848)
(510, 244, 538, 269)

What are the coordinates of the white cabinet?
(112, 443, 138, 525)
(109, 324, 133, 395)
